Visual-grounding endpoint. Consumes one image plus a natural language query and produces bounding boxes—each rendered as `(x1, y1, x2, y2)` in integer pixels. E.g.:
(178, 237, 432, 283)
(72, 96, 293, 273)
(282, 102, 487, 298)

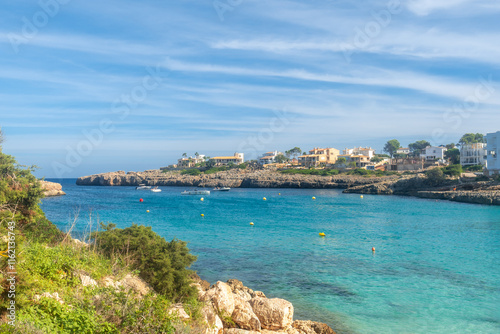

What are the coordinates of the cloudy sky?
(0, 0, 498, 178)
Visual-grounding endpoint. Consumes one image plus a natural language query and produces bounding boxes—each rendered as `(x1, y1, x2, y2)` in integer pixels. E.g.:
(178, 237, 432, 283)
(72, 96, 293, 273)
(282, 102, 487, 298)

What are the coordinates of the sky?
(0, 0, 499, 178)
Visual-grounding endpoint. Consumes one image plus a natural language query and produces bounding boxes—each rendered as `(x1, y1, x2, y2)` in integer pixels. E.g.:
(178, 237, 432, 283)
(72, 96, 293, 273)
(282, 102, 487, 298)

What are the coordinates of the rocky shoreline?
(76, 169, 398, 189)
(76, 169, 500, 206)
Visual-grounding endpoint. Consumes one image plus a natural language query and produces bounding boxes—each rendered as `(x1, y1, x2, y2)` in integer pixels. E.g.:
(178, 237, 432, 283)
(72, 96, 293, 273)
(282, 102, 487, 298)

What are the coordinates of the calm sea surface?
(40, 179, 500, 334)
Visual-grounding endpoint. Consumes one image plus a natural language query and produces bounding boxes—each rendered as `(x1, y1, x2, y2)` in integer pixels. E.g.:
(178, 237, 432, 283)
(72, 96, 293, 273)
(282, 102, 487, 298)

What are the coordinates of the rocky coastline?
(76, 169, 398, 189)
(76, 169, 500, 206)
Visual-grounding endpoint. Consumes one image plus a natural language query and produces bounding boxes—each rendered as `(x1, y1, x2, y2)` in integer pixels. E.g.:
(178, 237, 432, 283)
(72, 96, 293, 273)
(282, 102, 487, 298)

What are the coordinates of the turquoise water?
(40, 179, 500, 334)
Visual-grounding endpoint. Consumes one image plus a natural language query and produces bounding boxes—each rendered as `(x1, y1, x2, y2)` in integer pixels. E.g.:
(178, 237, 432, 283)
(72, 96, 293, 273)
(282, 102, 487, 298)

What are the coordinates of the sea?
(40, 179, 500, 334)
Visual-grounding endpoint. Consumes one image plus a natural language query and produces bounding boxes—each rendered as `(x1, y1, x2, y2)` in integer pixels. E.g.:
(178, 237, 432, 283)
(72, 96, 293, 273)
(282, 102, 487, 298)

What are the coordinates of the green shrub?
(464, 165, 484, 172)
(94, 224, 197, 301)
(443, 164, 462, 177)
(180, 169, 201, 176)
(204, 167, 228, 174)
(0, 152, 63, 244)
(425, 168, 445, 186)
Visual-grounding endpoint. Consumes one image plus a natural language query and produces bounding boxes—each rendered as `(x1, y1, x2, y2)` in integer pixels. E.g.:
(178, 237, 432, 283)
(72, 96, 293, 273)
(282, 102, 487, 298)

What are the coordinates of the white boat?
(136, 184, 151, 190)
(212, 187, 230, 192)
(151, 187, 162, 193)
(181, 189, 210, 195)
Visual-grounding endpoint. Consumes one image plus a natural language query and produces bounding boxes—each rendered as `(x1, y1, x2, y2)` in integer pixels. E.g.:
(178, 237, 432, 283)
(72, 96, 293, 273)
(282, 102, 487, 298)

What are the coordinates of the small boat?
(151, 187, 162, 193)
(181, 189, 210, 195)
(136, 184, 151, 190)
(212, 187, 230, 192)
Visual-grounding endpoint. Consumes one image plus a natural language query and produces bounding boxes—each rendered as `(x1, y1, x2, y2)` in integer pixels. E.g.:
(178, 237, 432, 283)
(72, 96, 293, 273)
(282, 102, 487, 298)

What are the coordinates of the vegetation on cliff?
(0, 151, 202, 333)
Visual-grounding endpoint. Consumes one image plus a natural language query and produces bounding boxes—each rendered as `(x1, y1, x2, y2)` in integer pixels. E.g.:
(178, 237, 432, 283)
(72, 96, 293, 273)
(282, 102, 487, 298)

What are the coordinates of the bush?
(94, 224, 197, 301)
(443, 164, 462, 177)
(180, 169, 201, 176)
(425, 168, 445, 186)
(204, 167, 228, 174)
(464, 165, 484, 172)
(0, 152, 63, 244)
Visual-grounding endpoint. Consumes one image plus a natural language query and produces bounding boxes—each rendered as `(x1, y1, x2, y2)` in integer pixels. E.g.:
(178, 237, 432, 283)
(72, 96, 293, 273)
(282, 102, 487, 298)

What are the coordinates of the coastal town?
(167, 131, 500, 177)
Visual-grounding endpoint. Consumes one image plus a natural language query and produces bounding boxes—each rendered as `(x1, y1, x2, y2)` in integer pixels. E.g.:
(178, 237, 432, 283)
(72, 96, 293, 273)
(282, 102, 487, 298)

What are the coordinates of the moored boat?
(151, 186, 161, 193)
(136, 184, 151, 190)
(212, 187, 230, 191)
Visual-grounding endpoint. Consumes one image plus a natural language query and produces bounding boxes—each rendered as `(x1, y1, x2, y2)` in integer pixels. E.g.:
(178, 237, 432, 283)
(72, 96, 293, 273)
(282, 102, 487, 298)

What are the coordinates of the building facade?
(486, 131, 500, 176)
(177, 155, 205, 168)
(420, 146, 447, 161)
(258, 151, 283, 164)
(343, 147, 375, 159)
(298, 147, 339, 167)
(210, 153, 244, 166)
(460, 143, 487, 166)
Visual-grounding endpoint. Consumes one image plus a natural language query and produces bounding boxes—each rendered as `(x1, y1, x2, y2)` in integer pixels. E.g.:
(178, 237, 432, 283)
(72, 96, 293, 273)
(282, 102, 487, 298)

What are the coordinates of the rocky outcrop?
(40, 180, 66, 197)
(343, 174, 500, 206)
(198, 279, 336, 334)
(76, 169, 397, 189)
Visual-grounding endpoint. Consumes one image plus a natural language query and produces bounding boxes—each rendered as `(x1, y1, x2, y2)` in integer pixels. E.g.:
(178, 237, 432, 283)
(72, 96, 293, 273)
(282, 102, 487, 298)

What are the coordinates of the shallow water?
(41, 179, 500, 334)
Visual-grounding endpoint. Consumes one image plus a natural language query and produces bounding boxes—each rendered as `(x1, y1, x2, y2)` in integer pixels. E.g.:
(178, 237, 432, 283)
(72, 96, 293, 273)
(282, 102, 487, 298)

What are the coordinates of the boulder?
(203, 281, 235, 315)
(102, 276, 122, 290)
(223, 329, 260, 334)
(79, 273, 98, 288)
(119, 274, 151, 296)
(34, 292, 64, 304)
(168, 303, 190, 320)
(292, 320, 337, 334)
(201, 303, 224, 334)
(231, 296, 261, 331)
(249, 297, 294, 330)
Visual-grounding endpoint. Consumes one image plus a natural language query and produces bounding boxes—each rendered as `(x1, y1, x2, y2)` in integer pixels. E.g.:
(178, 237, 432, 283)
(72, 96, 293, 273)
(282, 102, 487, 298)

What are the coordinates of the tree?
(383, 139, 400, 158)
(408, 140, 430, 156)
(182, 152, 187, 158)
(445, 143, 456, 150)
(287, 147, 302, 159)
(337, 157, 347, 164)
(275, 154, 288, 163)
(445, 148, 460, 164)
(458, 133, 485, 146)
(371, 156, 383, 163)
(194, 152, 199, 158)
(0, 126, 3, 148)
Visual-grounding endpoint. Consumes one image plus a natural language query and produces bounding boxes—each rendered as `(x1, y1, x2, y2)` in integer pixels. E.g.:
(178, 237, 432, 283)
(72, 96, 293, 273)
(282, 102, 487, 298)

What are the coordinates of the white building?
(460, 143, 487, 166)
(343, 147, 375, 159)
(258, 151, 283, 164)
(486, 131, 500, 176)
(396, 148, 410, 155)
(420, 146, 447, 161)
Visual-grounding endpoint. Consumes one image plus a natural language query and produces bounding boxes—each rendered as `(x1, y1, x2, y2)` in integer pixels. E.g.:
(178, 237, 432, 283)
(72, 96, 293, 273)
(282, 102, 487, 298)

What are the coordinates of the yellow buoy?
(200, 197, 204, 201)
(201, 214, 204, 217)
(250, 222, 254, 225)
(312, 196, 316, 200)
(278, 193, 281, 195)
(319, 233, 326, 237)
(146, 210, 150, 213)
(360, 195, 364, 198)
(263, 197, 267, 201)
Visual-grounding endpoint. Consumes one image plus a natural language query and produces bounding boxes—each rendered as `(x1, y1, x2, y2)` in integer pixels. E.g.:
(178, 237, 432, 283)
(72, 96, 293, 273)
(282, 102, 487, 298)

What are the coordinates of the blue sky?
(0, 0, 499, 178)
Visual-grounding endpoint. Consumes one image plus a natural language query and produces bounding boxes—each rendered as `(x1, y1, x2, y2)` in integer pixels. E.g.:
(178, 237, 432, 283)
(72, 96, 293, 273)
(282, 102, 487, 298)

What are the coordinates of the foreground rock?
(197, 278, 336, 334)
(40, 180, 66, 197)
